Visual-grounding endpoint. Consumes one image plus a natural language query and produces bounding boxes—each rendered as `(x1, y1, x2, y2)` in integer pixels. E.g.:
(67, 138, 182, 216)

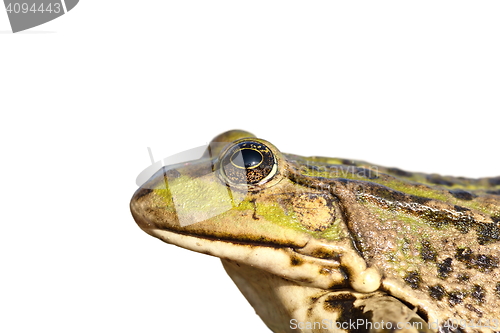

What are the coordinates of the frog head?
(131, 130, 381, 292)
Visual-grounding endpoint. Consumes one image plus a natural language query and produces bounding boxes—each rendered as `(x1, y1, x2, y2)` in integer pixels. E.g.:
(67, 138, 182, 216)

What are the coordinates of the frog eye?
(220, 141, 277, 186)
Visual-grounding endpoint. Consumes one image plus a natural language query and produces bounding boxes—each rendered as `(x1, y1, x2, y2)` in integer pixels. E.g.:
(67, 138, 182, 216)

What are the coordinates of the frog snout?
(130, 187, 165, 232)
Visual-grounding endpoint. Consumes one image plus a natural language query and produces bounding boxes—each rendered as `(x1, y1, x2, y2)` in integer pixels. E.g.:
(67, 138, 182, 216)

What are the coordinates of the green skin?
(131, 130, 500, 333)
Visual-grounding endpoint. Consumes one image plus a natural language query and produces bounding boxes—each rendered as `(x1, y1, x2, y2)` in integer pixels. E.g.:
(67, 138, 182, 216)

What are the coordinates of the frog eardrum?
(219, 140, 278, 186)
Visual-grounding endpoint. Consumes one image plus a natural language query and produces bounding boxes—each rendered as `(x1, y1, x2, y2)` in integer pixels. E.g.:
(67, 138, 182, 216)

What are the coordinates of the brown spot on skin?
(404, 271, 421, 289)
(471, 285, 485, 302)
(456, 248, 473, 262)
(310, 248, 340, 260)
(464, 304, 483, 317)
(427, 174, 454, 186)
(488, 177, 500, 186)
(453, 205, 471, 213)
(476, 222, 500, 245)
(455, 248, 499, 272)
(324, 293, 371, 326)
(290, 255, 304, 266)
(387, 167, 413, 178)
(341, 159, 357, 166)
(456, 274, 470, 283)
(250, 199, 259, 220)
(495, 283, 500, 298)
(429, 285, 446, 300)
(449, 189, 476, 201)
(323, 293, 356, 315)
(420, 240, 437, 262)
(355, 168, 379, 180)
(437, 258, 453, 279)
(448, 291, 466, 306)
(487, 190, 500, 195)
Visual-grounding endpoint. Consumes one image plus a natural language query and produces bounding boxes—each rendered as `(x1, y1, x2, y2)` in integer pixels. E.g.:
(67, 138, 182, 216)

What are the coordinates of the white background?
(1, 1, 499, 332)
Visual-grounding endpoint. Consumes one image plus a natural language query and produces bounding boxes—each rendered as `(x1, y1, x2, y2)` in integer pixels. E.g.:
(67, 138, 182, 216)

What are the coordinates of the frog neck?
(221, 259, 327, 333)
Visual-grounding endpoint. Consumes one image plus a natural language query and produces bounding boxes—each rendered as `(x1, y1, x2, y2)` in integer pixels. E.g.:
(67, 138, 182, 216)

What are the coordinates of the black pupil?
(231, 149, 262, 169)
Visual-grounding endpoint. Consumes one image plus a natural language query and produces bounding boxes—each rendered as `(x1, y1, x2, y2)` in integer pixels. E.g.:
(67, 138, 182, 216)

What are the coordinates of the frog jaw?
(142, 226, 381, 294)
(143, 227, 432, 333)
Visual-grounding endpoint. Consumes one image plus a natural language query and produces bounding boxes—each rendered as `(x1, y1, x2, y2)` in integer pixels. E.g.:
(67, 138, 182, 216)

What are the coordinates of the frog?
(130, 130, 500, 333)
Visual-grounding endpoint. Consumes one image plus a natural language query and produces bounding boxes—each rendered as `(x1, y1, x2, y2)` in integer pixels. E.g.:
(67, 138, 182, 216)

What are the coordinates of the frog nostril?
(164, 168, 181, 180)
(132, 187, 153, 200)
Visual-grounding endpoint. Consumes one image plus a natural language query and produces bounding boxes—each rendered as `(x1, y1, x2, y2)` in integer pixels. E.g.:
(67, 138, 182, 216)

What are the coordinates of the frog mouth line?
(146, 227, 350, 289)
(144, 225, 336, 262)
(140, 223, 341, 265)
(143, 227, 382, 296)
